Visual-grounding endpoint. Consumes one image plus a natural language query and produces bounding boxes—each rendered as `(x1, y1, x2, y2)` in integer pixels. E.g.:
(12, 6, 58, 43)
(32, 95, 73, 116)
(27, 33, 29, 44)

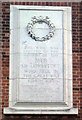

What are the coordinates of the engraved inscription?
(19, 41, 64, 102)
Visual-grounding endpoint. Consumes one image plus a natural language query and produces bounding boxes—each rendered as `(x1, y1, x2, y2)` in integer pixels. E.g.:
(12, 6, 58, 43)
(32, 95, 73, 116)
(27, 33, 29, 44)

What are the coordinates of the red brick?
(0, 1, 81, 120)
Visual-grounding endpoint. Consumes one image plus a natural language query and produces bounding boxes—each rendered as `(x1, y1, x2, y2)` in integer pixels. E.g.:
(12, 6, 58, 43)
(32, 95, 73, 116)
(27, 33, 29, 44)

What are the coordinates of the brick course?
(0, 1, 82, 120)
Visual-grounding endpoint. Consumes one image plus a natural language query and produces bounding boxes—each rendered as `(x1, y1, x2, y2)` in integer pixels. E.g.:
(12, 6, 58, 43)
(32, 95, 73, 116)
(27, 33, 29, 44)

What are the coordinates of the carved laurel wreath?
(27, 16, 55, 41)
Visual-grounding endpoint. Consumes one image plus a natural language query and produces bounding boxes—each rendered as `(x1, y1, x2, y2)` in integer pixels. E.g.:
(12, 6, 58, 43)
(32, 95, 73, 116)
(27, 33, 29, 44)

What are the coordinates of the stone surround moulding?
(4, 5, 78, 114)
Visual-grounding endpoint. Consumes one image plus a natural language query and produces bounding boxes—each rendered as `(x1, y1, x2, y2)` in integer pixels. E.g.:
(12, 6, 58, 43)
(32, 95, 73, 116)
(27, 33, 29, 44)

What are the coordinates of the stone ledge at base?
(4, 108, 78, 114)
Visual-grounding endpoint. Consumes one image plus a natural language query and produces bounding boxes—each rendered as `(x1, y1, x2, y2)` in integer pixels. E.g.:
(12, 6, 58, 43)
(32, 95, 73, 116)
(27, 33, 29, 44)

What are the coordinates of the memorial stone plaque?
(19, 10, 63, 102)
(4, 6, 78, 114)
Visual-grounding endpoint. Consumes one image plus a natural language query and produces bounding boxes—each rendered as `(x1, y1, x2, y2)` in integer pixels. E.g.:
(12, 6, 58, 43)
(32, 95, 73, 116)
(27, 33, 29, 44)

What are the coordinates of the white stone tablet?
(4, 5, 78, 114)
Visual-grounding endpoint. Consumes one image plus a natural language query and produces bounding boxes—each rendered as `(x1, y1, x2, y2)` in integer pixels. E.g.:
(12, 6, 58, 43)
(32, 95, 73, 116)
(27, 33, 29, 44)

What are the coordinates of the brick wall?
(0, 1, 82, 120)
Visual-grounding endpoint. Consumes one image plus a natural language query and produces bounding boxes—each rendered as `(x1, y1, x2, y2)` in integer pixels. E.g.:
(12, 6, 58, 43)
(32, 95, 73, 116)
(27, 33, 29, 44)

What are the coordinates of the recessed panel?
(18, 10, 64, 102)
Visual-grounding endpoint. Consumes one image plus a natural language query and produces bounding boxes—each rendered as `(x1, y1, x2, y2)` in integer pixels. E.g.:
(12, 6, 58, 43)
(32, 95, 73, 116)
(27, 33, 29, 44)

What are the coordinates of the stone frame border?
(4, 5, 78, 114)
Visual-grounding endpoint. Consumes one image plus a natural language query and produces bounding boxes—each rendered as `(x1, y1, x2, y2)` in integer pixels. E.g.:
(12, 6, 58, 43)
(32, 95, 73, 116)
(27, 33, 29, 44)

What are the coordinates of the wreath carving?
(27, 16, 55, 41)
